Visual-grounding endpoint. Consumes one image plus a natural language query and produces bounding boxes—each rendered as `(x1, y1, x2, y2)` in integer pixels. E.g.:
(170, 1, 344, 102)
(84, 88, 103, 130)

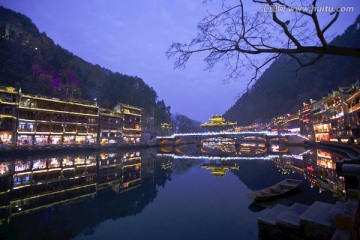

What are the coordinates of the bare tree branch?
(166, 0, 360, 87)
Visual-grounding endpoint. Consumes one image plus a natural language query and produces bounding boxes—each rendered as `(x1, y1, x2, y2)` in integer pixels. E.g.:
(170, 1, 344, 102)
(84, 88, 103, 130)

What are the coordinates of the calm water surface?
(0, 144, 345, 240)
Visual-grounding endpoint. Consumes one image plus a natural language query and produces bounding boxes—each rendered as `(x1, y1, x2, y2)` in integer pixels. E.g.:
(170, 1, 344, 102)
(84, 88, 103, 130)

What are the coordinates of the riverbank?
(2, 140, 360, 159)
(258, 141, 360, 240)
(302, 141, 360, 161)
(0, 143, 161, 159)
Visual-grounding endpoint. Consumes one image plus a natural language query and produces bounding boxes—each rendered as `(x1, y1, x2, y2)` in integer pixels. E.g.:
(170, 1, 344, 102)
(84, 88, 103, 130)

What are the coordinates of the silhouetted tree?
(167, 0, 360, 88)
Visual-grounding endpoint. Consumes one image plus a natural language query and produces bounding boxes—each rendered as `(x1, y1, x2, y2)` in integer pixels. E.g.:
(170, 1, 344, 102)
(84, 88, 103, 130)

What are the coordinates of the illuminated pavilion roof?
(200, 115, 237, 128)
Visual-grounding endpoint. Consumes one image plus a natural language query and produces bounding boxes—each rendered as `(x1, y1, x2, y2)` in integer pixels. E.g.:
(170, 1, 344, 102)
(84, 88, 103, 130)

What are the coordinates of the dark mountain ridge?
(0, 6, 171, 130)
(224, 15, 360, 125)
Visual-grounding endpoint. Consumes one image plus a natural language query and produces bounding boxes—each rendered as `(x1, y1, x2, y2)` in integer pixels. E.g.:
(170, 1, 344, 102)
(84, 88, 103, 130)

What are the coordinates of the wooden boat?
(247, 179, 302, 201)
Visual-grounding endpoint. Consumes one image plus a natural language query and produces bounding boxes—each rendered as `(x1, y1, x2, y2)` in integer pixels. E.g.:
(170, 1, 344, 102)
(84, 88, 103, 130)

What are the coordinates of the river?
(0, 143, 346, 240)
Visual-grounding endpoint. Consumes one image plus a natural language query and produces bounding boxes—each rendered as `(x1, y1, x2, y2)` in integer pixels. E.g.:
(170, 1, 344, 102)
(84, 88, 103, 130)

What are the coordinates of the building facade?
(99, 108, 122, 145)
(17, 92, 99, 146)
(345, 83, 360, 141)
(0, 86, 19, 145)
(312, 98, 331, 142)
(114, 103, 142, 144)
(325, 88, 351, 139)
(299, 100, 315, 139)
(0, 86, 143, 147)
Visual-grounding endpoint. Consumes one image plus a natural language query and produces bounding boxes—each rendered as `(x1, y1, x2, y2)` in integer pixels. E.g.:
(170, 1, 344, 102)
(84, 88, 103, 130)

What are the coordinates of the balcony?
(348, 103, 360, 114)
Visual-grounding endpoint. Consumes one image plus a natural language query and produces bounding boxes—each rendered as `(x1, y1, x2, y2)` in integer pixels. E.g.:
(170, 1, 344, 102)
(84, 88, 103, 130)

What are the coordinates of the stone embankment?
(0, 142, 160, 158)
(258, 141, 360, 240)
(258, 191, 360, 240)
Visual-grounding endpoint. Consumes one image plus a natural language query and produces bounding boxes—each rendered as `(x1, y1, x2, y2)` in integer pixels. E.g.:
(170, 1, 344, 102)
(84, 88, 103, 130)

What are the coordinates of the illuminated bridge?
(156, 131, 308, 146)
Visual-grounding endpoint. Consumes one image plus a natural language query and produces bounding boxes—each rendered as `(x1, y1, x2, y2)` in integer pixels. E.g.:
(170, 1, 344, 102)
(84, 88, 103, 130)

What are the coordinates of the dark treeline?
(224, 15, 360, 125)
(172, 114, 202, 133)
(0, 6, 171, 130)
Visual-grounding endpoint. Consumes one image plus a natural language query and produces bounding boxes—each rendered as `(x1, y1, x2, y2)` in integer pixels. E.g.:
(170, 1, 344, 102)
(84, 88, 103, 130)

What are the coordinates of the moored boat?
(247, 179, 302, 202)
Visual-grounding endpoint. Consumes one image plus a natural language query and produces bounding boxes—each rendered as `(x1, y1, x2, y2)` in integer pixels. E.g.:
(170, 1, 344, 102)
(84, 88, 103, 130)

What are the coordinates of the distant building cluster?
(239, 82, 360, 143)
(0, 86, 142, 146)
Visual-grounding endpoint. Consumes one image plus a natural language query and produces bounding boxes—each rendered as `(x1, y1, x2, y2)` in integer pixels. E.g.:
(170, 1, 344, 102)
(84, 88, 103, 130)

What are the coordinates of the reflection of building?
(97, 151, 142, 193)
(0, 86, 19, 144)
(201, 137, 236, 154)
(114, 103, 142, 144)
(17, 92, 99, 146)
(272, 150, 346, 200)
(200, 160, 239, 177)
(99, 108, 122, 145)
(268, 142, 287, 153)
(201, 138, 269, 155)
(160, 160, 172, 170)
(315, 149, 345, 200)
(121, 152, 142, 192)
(97, 152, 123, 188)
(0, 151, 143, 223)
(0, 155, 97, 222)
(200, 115, 236, 132)
(239, 142, 267, 154)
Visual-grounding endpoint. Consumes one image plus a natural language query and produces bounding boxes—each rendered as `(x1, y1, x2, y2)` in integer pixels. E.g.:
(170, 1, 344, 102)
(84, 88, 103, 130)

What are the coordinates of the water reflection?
(0, 142, 348, 239)
(0, 151, 143, 224)
(159, 142, 346, 200)
(200, 159, 239, 177)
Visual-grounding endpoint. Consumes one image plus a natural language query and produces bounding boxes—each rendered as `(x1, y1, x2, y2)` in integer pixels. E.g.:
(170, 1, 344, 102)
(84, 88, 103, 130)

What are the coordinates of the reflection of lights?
(49, 158, 59, 167)
(307, 166, 315, 172)
(316, 150, 332, 159)
(157, 131, 305, 139)
(156, 153, 280, 161)
(271, 144, 279, 151)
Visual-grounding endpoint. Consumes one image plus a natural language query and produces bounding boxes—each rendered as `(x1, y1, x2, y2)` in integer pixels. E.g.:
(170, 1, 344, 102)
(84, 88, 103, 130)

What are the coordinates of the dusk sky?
(1, 0, 359, 122)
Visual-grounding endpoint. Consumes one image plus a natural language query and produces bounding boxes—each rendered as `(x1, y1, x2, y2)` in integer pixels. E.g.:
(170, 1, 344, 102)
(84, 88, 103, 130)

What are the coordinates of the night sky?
(1, 0, 359, 122)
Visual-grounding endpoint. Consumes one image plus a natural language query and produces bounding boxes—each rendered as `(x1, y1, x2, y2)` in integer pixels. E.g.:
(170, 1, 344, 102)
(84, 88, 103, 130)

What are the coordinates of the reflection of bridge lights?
(156, 153, 281, 161)
(156, 150, 310, 162)
(271, 145, 279, 151)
